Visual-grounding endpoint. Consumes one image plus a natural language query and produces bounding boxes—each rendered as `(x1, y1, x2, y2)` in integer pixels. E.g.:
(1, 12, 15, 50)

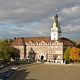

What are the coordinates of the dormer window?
(50, 42, 52, 45)
(26, 42, 28, 45)
(48, 42, 51, 46)
(18, 42, 21, 44)
(35, 42, 39, 46)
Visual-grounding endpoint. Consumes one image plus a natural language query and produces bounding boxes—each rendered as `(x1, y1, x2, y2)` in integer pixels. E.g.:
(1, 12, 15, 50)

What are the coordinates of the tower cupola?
(54, 13, 58, 18)
(51, 9, 62, 40)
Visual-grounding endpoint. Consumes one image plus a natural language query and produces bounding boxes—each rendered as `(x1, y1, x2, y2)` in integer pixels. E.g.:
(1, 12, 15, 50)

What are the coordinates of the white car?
(0, 64, 4, 69)
(11, 67, 19, 70)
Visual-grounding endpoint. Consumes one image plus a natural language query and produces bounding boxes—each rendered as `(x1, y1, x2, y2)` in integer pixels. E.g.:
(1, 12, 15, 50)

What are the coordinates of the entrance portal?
(41, 55, 44, 60)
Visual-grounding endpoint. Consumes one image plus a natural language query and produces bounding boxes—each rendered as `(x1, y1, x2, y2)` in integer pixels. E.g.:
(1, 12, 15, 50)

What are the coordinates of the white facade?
(51, 27, 58, 40)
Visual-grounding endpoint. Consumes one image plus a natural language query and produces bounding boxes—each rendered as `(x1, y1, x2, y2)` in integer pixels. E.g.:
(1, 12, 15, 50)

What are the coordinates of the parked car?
(0, 77, 4, 80)
(8, 69, 15, 74)
(0, 64, 4, 69)
(15, 62, 20, 65)
(11, 67, 19, 70)
(2, 71, 11, 78)
(7, 62, 11, 65)
(7, 62, 14, 65)
(0, 74, 4, 80)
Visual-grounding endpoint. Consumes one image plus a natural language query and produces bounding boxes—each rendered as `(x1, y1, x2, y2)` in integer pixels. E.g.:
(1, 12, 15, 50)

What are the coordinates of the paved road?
(4, 70, 21, 80)
(0, 63, 28, 73)
(14, 63, 80, 80)
(0, 63, 36, 80)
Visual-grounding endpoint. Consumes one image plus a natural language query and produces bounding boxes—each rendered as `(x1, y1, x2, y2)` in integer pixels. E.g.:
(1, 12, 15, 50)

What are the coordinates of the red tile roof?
(60, 37, 75, 46)
(13, 37, 24, 46)
(12, 36, 75, 46)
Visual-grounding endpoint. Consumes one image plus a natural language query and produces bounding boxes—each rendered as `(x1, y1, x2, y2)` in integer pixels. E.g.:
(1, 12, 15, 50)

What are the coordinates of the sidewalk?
(44, 62, 65, 65)
(65, 63, 80, 66)
(44, 62, 80, 66)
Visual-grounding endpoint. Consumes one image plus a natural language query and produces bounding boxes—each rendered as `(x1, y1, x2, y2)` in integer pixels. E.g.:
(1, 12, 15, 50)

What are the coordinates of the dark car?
(15, 62, 20, 65)
(2, 71, 10, 78)
(7, 62, 14, 65)
(8, 68, 15, 73)
(0, 74, 4, 80)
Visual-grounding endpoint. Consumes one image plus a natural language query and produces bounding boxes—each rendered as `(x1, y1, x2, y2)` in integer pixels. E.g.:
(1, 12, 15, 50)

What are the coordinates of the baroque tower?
(51, 10, 62, 40)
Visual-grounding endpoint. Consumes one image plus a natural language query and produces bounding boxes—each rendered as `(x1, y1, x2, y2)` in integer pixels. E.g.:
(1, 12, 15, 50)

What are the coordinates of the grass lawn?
(14, 63, 80, 80)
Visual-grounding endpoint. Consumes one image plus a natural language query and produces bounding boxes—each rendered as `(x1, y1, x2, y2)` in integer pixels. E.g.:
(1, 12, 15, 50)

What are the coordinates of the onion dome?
(54, 13, 58, 18)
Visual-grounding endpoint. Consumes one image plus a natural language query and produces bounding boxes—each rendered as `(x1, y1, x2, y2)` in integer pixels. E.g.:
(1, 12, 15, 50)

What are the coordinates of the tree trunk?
(69, 59, 70, 63)
(77, 59, 78, 63)
(74, 60, 75, 63)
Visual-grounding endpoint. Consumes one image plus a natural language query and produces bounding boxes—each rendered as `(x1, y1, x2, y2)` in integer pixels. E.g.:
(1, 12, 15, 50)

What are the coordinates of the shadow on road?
(13, 69, 37, 80)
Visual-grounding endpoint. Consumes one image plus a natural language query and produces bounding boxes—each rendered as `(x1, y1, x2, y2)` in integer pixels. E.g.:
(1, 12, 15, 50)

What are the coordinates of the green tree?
(9, 47, 15, 59)
(72, 40, 76, 44)
(3, 38, 10, 62)
(0, 38, 15, 62)
(76, 44, 80, 48)
(64, 46, 71, 63)
(8, 39, 14, 45)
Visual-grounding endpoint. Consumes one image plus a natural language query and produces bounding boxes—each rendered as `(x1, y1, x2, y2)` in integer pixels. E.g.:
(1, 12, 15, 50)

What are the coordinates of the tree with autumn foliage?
(70, 47, 80, 62)
(64, 46, 71, 63)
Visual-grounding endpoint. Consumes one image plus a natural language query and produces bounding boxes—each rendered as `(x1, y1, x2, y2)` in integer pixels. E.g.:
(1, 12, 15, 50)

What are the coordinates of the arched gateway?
(41, 55, 44, 60)
(38, 53, 47, 61)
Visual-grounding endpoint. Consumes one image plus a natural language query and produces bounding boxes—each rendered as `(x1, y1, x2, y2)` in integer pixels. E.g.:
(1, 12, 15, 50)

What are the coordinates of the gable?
(40, 40, 47, 45)
(28, 41, 35, 45)
(52, 41, 62, 45)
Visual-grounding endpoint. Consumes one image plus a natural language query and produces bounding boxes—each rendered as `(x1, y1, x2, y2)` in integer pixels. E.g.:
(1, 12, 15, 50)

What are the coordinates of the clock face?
(53, 34, 56, 35)
(54, 29, 56, 31)
(52, 29, 56, 32)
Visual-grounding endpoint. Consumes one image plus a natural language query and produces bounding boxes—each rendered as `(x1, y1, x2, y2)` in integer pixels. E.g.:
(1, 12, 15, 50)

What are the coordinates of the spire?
(54, 9, 58, 23)
(54, 9, 58, 19)
(52, 9, 59, 28)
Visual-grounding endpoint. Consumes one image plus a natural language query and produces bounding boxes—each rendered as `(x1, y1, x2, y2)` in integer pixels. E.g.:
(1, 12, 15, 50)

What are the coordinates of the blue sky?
(0, 0, 80, 41)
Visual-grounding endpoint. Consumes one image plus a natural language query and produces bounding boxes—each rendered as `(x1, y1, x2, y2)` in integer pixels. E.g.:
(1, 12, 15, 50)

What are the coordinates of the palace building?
(12, 12, 75, 63)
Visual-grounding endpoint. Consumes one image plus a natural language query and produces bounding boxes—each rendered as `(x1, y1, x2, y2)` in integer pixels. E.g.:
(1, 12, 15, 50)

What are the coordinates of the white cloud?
(62, 24, 80, 32)
(74, 19, 80, 23)
(60, 5, 80, 17)
(0, 0, 79, 24)
(0, 0, 80, 40)
(14, 8, 25, 13)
